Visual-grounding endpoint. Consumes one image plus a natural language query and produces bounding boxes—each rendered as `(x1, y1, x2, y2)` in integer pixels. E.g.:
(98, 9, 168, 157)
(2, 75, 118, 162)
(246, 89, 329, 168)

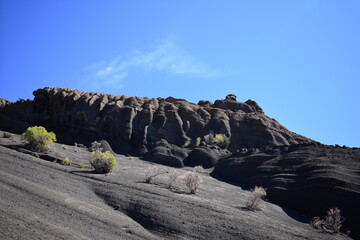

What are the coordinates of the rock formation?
(0, 87, 314, 157)
(212, 143, 360, 236)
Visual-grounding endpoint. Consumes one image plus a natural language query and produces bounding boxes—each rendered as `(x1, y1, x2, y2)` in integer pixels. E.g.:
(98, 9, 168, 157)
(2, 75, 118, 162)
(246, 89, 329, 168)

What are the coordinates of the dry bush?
(3, 132, 12, 138)
(194, 165, 204, 173)
(145, 165, 164, 183)
(246, 186, 267, 211)
(168, 170, 180, 189)
(184, 172, 202, 194)
(89, 141, 102, 151)
(311, 207, 345, 234)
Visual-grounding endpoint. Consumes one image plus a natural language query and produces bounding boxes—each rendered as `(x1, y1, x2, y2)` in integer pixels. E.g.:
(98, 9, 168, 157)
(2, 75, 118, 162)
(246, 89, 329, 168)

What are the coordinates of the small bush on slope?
(21, 126, 56, 152)
(90, 148, 118, 173)
(311, 207, 345, 234)
(194, 165, 204, 173)
(184, 172, 202, 194)
(145, 165, 164, 183)
(246, 186, 267, 211)
(168, 170, 180, 189)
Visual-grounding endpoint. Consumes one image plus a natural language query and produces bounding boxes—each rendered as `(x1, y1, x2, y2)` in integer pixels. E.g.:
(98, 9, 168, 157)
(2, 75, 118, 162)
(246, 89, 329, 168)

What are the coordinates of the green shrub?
(90, 148, 118, 173)
(182, 141, 191, 148)
(21, 126, 56, 151)
(196, 137, 201, 147)
(203, 133, 229, 149)
(213, 134, 229, 149)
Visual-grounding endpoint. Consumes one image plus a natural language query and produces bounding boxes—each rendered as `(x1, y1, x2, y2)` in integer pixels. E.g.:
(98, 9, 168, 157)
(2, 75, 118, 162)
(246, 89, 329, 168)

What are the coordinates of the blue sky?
(0, 0, 359, 147)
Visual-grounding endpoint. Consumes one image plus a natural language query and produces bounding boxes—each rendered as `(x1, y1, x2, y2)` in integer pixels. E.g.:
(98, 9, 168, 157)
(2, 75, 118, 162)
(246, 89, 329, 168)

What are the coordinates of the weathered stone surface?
(143, 140, 187, 168)
(212, 144, 360, 236)
(0, 87, 314, 155)
(183, 146, 230, 168)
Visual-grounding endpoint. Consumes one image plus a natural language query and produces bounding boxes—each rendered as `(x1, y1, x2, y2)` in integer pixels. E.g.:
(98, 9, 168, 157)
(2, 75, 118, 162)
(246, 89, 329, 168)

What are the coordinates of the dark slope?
(212, 143, 360, 236)
(0, 135, 351, 240)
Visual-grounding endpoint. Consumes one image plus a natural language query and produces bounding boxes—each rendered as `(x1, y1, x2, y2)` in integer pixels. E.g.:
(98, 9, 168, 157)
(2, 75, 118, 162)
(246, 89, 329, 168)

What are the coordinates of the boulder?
(143, 140, 188, 168)
(184, 146, 226, 168)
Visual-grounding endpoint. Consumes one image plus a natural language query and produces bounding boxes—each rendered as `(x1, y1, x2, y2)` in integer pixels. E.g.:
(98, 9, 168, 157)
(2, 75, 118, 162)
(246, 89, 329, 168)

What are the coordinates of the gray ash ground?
(0, 131, 353, 240)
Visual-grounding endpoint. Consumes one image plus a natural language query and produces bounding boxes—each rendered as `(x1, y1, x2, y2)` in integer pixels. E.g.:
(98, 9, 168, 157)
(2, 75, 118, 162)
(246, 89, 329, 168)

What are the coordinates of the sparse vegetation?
(196, 137, 201, 147)
(213, 134, 229, 149)
(194, 165, 204, 173)
(246, 186, 267, 211)
(62, 157, 72, 165)
(90, 141, 102, 151)
(184, 172, 202, 194)
(90, 148, 118, 173)
(311, 207, 345, 234)
(168, 170, 180, 189)
(21, 126, 56, 152)
(204, 133, 213, 145)
(61, 144, 67, 150)
(145, 165, 164, 183)
(3, 132, 12, 138)
(203, 132, 229, 149)
(182, 141, 191, 148)
(79, 163, 87, 168)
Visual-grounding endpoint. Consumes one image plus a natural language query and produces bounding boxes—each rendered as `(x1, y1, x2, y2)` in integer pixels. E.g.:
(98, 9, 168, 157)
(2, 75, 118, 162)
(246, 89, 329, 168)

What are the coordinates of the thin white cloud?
(84, 38, 221, 87)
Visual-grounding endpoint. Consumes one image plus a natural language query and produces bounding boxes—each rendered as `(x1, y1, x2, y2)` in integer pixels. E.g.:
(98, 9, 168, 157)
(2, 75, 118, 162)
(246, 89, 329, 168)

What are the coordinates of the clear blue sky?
(1, 0, 359, 147)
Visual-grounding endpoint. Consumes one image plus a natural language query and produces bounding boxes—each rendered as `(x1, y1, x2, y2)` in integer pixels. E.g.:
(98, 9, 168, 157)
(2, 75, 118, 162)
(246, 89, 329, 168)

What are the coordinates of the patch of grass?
(79, 164, 87, 169)
(62, 157, 72, 166)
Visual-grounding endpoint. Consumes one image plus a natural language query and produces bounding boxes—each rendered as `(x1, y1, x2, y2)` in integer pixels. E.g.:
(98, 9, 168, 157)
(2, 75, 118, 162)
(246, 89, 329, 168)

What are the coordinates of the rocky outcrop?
(212, 144, 360, 236)
(143, 139, 187, 168)
(0, 88, 314, 155)
(183, 146, 230, 168)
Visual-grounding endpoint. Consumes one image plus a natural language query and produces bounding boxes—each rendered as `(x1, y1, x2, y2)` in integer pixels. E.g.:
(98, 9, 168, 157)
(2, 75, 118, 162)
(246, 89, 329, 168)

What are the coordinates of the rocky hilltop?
(0, 87, 313, 154)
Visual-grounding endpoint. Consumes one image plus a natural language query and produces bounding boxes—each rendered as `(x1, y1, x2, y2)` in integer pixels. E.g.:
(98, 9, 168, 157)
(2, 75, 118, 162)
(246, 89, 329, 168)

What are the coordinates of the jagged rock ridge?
(0, 87, 314, 156)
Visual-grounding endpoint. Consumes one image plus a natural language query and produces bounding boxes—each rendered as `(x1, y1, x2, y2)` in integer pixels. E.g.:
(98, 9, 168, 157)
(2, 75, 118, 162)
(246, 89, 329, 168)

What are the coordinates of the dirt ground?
(0, 131, 353, 240)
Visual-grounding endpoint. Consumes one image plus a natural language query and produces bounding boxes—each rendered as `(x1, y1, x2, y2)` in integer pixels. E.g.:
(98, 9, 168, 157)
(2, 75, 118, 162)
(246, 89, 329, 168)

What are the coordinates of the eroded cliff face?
(0, 87, 314, 154)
